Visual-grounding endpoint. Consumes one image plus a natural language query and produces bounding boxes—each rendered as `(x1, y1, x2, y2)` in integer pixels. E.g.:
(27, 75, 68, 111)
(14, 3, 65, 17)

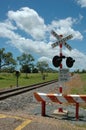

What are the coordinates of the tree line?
(0, 48, 56, 75)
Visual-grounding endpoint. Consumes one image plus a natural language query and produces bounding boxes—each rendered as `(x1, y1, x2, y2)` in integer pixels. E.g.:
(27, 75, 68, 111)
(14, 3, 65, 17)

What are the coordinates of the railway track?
(0, 79, 57, 100)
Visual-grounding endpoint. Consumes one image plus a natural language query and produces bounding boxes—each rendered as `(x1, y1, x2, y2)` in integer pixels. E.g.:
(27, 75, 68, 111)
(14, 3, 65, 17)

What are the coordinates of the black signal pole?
(15, 71, 20, 87)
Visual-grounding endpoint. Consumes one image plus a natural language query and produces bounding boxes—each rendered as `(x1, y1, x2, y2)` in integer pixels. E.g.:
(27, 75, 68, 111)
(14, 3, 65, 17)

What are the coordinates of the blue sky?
(0, 0, 86, 71)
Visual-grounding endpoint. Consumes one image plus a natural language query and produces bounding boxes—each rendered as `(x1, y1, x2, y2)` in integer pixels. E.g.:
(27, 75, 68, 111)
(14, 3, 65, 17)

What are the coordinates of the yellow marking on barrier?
(15, 119, 32, 130)
(0, 114, 32, 130)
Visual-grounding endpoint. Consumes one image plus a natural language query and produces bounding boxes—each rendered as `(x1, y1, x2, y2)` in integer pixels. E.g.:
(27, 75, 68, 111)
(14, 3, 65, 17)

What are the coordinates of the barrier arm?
(34, 92, 86, 120)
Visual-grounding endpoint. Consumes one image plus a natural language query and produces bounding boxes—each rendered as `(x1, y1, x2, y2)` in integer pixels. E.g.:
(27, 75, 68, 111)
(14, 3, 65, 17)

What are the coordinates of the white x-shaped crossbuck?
(51, 30, 73, 51)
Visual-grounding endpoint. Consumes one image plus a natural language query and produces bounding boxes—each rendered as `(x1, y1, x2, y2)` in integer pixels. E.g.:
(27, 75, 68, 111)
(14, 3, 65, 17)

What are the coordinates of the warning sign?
(59, 68, 69, 82)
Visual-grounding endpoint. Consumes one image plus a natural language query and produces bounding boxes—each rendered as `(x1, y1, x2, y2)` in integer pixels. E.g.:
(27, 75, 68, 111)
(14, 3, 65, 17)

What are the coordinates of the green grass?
(71, 73, 86, 94)
(80, 73, 86, 80)
(0, 72, 58, 89)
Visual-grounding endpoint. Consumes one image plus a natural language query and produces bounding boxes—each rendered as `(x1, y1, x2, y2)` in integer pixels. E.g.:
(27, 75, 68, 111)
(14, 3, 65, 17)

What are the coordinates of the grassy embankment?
(0, 72, 58, 90)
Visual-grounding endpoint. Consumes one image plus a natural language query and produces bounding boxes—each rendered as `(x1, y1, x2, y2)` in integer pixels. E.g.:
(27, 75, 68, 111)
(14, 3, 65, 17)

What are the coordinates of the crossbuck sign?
(51, 30, 73, 51)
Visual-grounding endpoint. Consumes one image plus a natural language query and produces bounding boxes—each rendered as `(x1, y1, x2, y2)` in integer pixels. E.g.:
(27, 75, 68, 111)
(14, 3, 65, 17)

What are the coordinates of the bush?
(32, 68, 38, 73)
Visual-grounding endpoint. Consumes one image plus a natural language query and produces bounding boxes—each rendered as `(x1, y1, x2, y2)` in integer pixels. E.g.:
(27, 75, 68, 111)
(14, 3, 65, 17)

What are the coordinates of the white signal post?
(59, 36, 63, 112)
(59, 35, 63, 93)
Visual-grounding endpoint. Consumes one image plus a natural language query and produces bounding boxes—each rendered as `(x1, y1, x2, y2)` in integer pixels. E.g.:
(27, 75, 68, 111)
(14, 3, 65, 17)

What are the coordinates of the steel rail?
(0, 79, 57, 100)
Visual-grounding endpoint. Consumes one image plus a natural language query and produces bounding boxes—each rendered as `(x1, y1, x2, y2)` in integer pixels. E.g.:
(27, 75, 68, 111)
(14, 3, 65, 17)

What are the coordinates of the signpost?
(51, 30, 73, 113)
(51, 30, 73, 86)
(15, 71, 20, 87)
(34, 30, 78, 118)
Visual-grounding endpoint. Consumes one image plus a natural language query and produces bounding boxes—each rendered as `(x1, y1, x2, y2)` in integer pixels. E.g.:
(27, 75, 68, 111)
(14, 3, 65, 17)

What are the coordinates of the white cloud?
(48, 17, 83, 40)
(76, 0, 86, 7)
(63, 49, 86, 71)
(0, 20, 17, 38)
(7, 7, 83, 41)
(38, 56, 52, 64)
(0, 7, 86, 71)
(8, 7, 46, 40)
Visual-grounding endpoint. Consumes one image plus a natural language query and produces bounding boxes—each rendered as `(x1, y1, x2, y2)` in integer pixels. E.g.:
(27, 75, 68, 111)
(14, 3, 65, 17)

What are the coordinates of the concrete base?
(53, 109, 68, 116)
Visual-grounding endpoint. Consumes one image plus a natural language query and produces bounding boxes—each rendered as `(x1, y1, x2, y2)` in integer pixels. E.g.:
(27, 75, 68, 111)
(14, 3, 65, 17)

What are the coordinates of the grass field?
(0, 72, 86, 94)
(0, 72, 58, 90)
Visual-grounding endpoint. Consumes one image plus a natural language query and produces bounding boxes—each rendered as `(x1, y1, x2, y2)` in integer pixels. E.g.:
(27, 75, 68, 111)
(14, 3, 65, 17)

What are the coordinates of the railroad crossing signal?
(66, 57, 75, 68)
(51, 30, 75, 68)
(52, 55, 75, 68)
(52, 55, 65, 68)
(52, 55, 62, 67)
(51, 30, 73, 51)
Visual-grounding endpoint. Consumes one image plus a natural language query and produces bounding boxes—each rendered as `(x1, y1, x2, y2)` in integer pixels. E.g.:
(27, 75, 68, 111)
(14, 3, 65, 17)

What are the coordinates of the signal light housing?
(52, 56, 75, 68)
(66, 57, 75, 68)
(52, 55, 62, 67)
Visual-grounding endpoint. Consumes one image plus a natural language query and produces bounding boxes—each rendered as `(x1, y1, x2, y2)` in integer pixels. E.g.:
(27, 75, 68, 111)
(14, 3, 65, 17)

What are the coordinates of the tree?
(0, 48, 16, 71)
(37, 61, 49, 79)
(17, 53, 34, 77)
(21, 64, 31, 73)
(32, 68, 38, 73)
(1, 66, 16, 73)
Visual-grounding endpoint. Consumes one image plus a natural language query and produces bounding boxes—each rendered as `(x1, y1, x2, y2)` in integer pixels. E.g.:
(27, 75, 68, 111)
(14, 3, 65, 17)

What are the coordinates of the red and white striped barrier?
(34, 92, 86, 120)
(34, 92, 86, 103)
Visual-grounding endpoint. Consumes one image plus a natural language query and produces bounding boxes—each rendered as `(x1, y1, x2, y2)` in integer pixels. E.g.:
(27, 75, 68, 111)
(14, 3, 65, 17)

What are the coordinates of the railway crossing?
(34, 30, 86, 120)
